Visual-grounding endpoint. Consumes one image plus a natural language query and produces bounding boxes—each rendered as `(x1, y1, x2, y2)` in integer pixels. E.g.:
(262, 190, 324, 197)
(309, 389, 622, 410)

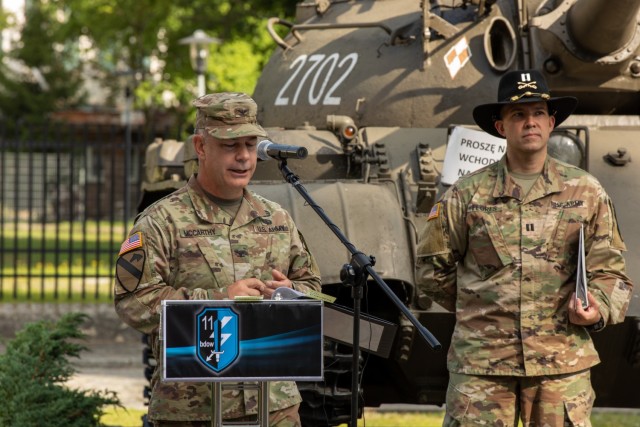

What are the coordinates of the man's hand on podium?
(227, 277, 266, 299)
(262, 269, 293, 298)
(226, 269, 291, 299)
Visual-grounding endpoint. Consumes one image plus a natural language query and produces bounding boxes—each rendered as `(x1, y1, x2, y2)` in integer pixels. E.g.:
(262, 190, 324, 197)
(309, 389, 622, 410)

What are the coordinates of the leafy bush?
(0, 312, 120, 427)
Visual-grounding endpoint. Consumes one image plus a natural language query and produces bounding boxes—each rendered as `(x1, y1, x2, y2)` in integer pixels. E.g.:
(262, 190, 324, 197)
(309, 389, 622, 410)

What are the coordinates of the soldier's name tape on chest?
(179, 224, 290, 238)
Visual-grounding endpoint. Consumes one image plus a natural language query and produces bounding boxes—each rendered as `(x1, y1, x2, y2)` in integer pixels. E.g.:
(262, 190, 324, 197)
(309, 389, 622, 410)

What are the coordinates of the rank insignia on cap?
(119, 232, 143, 255)
(116, 249, 145, 293)
(428, 203, 441, 221)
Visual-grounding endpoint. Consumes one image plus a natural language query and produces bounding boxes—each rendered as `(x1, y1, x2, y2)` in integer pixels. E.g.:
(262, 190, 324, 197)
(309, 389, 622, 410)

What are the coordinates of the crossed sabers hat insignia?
(517, 81, 538, 90)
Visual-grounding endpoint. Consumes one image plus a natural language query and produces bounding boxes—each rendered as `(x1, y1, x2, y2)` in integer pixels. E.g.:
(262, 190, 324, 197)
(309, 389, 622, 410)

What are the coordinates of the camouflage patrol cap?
(193, 92, 267, 139)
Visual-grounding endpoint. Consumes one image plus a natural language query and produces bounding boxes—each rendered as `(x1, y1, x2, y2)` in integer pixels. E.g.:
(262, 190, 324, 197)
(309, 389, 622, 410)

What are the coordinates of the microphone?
(257, 140, 308, 161)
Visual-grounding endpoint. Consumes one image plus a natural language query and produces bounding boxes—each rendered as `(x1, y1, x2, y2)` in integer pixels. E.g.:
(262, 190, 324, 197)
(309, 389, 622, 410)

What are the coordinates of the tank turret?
(530, 0, 640, 112)
(567, 0, 639, 57)
(254, 0, 640, 128)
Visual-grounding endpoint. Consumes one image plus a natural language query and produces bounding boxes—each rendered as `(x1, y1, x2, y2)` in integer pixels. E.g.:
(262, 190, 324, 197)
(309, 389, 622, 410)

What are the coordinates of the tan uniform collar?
(187, 175, 270, 227)
(492, 155, 564, 201)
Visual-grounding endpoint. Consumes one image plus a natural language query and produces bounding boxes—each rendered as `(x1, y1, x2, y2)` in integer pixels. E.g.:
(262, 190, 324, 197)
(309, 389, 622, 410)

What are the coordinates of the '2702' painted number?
(275, 53, 358, 106)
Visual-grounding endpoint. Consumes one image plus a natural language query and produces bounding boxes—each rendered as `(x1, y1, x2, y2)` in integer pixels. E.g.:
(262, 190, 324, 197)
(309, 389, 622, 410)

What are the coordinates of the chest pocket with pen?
(466, 207, 514, 280)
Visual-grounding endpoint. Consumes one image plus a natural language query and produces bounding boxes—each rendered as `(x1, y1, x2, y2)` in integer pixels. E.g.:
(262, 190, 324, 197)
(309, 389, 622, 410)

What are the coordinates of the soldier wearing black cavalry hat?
(416, 70, 633, 426)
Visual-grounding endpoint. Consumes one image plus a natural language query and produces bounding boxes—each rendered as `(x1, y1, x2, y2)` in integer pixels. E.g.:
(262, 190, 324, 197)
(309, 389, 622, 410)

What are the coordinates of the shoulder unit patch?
(116, 249, 145, 292)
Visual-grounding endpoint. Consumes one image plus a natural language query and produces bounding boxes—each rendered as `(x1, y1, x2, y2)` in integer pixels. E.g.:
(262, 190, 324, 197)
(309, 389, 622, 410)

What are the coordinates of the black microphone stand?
(277, 159, 441, 427)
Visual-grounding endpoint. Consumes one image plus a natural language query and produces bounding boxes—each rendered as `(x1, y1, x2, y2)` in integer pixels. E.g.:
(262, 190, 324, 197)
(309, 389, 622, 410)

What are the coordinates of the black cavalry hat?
(472, 69, 578, 138)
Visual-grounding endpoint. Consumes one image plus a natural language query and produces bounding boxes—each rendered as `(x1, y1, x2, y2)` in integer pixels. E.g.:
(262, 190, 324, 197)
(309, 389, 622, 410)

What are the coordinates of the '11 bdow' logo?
(196, 307, 239, 372)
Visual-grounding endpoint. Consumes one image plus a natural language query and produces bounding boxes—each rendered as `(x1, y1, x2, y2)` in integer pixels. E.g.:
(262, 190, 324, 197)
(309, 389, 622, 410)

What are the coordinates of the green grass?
(101, 408, 640, 427)
(101, 407, 147, 427)
(338, 410, 445, 426)
(1, 220, 127, 302)
(591, 411, 640, 427)
(0, 276, 113, 302)
(1, 220, 126, 277)
(100, 408, 448, 427)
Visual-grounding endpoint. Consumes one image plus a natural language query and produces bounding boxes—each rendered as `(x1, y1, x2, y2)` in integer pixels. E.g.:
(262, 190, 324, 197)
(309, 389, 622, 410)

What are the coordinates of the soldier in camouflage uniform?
(114, 92, 322, 426)
(416, 70, 633, 426)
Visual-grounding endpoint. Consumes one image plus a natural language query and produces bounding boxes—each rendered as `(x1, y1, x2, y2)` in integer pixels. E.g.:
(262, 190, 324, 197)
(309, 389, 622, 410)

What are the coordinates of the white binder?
(576, 224, 589, 309)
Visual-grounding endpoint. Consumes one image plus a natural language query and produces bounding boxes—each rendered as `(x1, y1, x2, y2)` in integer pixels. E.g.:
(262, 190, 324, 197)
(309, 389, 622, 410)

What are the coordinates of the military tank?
(140, 0, 640, 425)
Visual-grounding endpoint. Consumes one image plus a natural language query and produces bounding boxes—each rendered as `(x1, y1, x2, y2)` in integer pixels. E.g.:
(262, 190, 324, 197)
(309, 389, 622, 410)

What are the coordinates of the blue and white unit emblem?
(196, 307, 239, 372)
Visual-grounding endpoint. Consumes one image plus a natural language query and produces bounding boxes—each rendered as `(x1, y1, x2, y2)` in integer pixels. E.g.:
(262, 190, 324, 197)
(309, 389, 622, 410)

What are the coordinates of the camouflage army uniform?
(114, 175, 321, 423)
(416, 155, 632, 423)
(417, 155, 631, 375)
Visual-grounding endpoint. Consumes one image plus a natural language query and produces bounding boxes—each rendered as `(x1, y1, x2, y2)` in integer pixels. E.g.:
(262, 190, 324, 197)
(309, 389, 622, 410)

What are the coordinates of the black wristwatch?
(586, 316, 605, 332)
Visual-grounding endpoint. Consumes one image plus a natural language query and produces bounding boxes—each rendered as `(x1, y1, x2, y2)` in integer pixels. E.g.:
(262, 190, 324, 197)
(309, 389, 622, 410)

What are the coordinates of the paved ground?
(0, 303, 147, 411)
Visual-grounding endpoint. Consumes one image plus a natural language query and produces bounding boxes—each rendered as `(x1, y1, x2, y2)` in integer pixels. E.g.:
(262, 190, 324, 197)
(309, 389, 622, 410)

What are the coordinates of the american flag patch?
(428, 203, 441, 221)
(119, 232, 143, 255)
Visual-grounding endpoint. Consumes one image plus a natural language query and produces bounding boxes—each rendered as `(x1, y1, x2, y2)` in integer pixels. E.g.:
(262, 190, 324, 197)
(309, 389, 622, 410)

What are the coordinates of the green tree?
(61, 0, 299, 131)
(0, 0, 85, 124)
(0, 312, 120, 427)
(0, 0, 299, 131)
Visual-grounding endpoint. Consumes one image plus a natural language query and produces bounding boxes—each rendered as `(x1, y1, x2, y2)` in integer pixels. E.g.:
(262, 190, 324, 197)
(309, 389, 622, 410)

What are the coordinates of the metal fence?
(0, 119, 173, 301)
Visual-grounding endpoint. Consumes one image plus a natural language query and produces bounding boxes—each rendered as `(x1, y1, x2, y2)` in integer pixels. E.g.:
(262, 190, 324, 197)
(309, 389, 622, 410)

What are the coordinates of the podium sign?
(162, 300, 323, 382)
